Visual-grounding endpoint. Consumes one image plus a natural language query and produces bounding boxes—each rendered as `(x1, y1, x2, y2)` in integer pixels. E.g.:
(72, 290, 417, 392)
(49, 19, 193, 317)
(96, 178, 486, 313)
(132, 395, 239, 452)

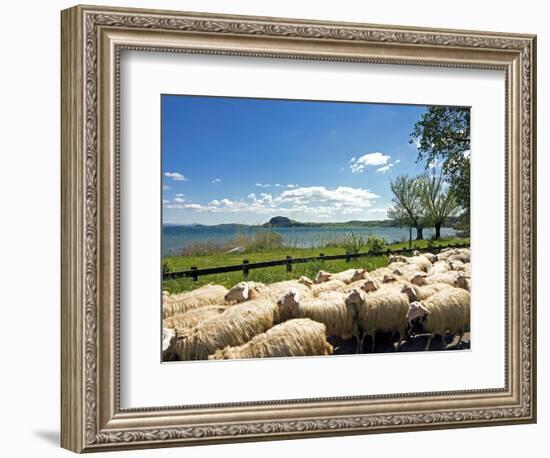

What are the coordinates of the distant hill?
(261, 216, 398, 228)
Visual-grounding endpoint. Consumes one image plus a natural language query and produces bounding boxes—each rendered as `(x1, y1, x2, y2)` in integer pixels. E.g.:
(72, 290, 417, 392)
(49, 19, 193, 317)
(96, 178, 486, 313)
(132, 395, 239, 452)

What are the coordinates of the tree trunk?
(409, 227, 412, 249)
(415, 226, 424, 240)
(434, 224, 442, 240)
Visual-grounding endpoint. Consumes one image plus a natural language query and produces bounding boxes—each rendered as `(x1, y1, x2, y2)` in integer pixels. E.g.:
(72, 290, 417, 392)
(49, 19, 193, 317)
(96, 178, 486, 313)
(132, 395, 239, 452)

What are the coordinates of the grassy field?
(162, 237, 470, 293)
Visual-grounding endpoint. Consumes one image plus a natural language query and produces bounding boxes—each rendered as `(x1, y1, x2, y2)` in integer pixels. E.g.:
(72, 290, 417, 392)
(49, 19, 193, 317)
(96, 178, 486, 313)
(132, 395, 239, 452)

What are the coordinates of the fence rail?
(163, 242, 470, 281)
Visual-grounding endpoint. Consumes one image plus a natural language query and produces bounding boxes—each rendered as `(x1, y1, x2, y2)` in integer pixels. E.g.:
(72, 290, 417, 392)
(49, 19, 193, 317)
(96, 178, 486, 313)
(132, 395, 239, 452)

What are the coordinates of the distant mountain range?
(164, 215, 464, 229)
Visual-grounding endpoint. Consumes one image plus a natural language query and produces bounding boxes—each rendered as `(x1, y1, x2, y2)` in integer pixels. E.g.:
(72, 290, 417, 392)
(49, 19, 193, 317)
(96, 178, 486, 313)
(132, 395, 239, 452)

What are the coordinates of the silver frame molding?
(61, 4, 537, 453)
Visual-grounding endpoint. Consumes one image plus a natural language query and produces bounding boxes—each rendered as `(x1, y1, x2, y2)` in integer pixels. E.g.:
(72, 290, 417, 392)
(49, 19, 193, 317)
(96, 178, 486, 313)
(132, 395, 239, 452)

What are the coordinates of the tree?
(417, 172, 460, 239)
(387, 175, 426, 241)
(409, 107, 470, 212)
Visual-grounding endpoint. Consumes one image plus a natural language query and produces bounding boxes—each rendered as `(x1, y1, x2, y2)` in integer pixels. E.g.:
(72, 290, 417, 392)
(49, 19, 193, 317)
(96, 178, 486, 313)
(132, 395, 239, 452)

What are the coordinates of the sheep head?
(345, 288, 365, 309)
(224, 282, 250, 303)
(298, 276, 314, 288)
(410, 272, 428, 286)
(350, 269, 368, 282)
(406, 301, 431, 324)
(401, 284, 418, 302)
(314, 270, 332, 284)
(361, 278, 380, 293)
(277, 288, 300, 311)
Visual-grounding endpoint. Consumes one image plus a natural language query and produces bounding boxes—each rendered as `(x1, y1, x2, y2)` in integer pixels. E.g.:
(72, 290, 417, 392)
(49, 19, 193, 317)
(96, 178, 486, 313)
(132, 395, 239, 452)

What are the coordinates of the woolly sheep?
(267, 280, 313, 301)
(389, 254, 408, 263)
(163, 284, 229, 318)
(162, 327, 176, 361)
(420, 252, 438, 263)
(406, 255, 432, 272)
(312, 279, 347, 297)
(411, 270, 462, 287)
(400, 283, 453, 302)
(393, 263, 423, 281)
(345, 288, 410, 352)
(277, 289, 359, 343)
(369, 267, 394, 282)
(174, 298, 278, 360)
(427, 260, 452, 276)
(448, 249, 470, 264)
(224, 281, 270, 303)
(406, 288, 470, 350)
(163, 305, 228, 330)
(454, 274, 471, 291)
(208, 318, 333, 360)
(314, 268, 368, 285)
(449, 260, 466, 271)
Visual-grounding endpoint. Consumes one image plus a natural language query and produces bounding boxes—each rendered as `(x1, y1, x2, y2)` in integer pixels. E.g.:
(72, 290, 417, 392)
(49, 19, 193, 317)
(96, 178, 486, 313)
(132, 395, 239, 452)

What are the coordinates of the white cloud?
(165, 185, 380, 219)
(211, 178, 222, 183)
(164, 172, 187, 181)
(286, 184, 298, 188)
(350, 152, 391, 173)
(255, 183, 271, 188)
(174, 196, 186, 203)
(376, 158, 401, 173)
(162, 185, 170, 190)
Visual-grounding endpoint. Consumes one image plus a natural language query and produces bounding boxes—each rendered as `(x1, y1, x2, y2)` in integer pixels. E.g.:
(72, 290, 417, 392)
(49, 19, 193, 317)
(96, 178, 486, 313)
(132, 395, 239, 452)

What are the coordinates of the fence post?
(286, 256, 292, 272)
(190, 266, 198, 282)
(243, 259, 249, 277)
(319, 252, 325, 262)
(345, 251, 350, 263)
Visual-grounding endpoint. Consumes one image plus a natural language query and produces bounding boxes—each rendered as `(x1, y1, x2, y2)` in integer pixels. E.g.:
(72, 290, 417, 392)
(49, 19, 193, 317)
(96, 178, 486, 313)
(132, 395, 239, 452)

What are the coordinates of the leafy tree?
(417, 172, 460, 239)
(410, 107, 470, 211)
(387, 175, 426, 241)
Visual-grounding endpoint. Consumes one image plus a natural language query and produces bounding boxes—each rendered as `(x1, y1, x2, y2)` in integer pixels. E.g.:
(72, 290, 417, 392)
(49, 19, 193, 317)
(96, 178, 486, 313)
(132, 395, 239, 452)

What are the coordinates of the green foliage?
(162, 259, 174, 275)
(365, 235, 387, 253)
(410, 106, 470, 210)
(417, 172, 461, 238)
(387, 174, 426, 240)
(342, 232, 366, 254)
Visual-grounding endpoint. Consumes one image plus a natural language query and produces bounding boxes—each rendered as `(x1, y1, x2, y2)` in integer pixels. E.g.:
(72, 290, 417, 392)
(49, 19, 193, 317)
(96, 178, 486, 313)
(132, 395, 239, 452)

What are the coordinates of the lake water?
(162, 225, 457, 257)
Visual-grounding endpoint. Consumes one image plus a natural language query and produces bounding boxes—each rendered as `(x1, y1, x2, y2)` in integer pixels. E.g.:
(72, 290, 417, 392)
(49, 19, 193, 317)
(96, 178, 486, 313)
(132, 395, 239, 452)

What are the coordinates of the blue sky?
(162, 95, 429, 225)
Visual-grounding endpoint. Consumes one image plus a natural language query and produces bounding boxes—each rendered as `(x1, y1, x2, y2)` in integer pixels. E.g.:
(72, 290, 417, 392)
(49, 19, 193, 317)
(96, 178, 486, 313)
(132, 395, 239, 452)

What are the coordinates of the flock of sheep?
(162, 247, 471, 362)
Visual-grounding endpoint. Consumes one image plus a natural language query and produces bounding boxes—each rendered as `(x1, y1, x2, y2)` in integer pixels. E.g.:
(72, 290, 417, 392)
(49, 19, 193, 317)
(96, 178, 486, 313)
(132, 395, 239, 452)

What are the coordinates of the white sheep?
(224, 281, 271, 303)
(312, 279, 347, 296)
(277, 289, 359, 344)
(345, 288, 410, 352)
(406, 255, 432, 271)
(427, 260, 452, 276)
(420, 252, 438, 263)
(174, 298, 278, 360)
(400, 283, 453, 302)
(162, 284, 229, 318)
(314, 268, 368, 285)
(162, 327, 176, 361)
(208, 318, 333, 360)
(393, 263, 423, 281)
(454, 274, 471, 291)
(163, 305, 228, 330)
(411, 270, 462, 287)
(389, 254, 408, 263)
(406, 288, 470, 350)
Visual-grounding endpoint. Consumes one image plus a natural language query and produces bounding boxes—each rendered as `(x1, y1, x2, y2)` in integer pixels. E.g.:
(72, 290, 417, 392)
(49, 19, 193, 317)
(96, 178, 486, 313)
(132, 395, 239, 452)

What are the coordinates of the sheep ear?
(242, 284, 249, 300)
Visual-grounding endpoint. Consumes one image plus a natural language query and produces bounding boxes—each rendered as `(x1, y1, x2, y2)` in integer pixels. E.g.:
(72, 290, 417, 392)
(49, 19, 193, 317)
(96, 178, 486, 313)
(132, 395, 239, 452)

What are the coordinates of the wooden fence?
(163, 242, 470, 281)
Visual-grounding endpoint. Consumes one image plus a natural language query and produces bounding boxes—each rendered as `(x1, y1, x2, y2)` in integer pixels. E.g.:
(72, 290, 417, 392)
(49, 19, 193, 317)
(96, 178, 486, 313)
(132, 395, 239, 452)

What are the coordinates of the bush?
(365, 235, 387, 253)
(162, 259, 175, 274)
(342, 232, 366, 254)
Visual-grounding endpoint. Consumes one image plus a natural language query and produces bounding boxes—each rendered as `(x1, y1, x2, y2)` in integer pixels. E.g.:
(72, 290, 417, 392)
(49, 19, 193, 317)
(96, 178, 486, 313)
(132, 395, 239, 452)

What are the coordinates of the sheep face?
(401, 284, 417, 302)
(361, 279, 380, 293)
(454, 274, 470, 290)
(277, 288, 300, 311)
(225, 282, 249, 303)
(382, 273, 398, 283)
(298, 276, 314, 288)
(406, 301, 431, 324)
(344, 288, 365, 309)
(350, 269, 368, 282)
(410, 272, 428, 286)
(314, 270, 332, 284)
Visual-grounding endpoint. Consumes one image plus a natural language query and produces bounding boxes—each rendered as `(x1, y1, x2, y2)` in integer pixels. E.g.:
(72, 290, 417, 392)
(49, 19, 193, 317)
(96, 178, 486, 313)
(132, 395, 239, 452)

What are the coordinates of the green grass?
(162, 237, 469, 293)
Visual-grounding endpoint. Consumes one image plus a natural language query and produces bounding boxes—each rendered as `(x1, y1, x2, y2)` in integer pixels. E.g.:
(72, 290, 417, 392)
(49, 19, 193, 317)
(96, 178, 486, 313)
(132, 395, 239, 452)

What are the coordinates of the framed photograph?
(61, 4, 537, 453)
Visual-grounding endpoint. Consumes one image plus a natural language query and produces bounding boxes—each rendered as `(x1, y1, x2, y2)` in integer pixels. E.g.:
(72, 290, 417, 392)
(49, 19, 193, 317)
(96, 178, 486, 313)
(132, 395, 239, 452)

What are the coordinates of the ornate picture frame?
(61, 4, 536, 453)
